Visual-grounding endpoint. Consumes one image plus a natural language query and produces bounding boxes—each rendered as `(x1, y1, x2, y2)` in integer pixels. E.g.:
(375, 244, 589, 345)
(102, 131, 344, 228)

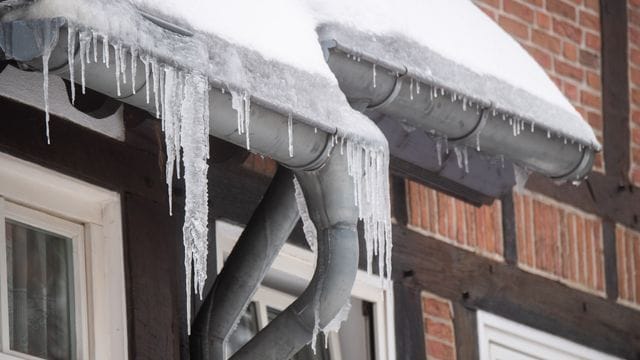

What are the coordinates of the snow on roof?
(130, 0, 598, 149)
(7, 0, 599, 149)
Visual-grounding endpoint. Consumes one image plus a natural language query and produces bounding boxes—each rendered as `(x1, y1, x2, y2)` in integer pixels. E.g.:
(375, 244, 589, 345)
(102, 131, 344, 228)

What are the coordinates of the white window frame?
(215, 220, 396, 360)
(0, 152, 128, 360)
(477, 311, 620, 360)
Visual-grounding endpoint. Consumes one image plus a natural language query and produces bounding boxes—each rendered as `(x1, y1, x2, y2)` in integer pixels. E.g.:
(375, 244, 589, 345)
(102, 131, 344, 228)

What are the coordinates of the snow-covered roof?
(12, 0, 599, 150)
(133, 0, 599, 150)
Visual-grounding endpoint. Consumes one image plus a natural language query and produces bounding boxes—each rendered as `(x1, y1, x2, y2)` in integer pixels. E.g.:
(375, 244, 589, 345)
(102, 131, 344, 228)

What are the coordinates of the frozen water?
(293, 176, 317, 254)
(288, 113, 294, 157)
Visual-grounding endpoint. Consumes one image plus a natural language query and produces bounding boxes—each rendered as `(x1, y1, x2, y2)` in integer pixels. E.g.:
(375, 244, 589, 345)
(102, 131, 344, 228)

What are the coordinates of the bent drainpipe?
(231, 151, 358, 360)
(1, 18, 359, 360)
(322, 45, 595, 182)
(190, 166, 301, 359)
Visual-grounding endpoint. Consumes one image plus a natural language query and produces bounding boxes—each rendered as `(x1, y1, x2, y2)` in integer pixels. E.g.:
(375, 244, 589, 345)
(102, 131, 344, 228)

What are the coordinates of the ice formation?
(293, 176, 317, 254)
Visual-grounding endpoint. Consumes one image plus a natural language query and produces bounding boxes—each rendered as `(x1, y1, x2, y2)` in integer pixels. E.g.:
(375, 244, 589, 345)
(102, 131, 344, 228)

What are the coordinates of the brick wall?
(422, 292, 457, 360)
(617, 225, 640, 307)
(242, 153, 277, 176)
(630, 0, 640, 185)
(514, 190, 605, 294)
(406, 180, 504, 260)
(474, 0, 604, 170)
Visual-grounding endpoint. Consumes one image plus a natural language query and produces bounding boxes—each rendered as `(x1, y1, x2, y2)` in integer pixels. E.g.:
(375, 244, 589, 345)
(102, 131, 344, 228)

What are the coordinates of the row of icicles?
(41, 24, 394, 343)
(349, 51, 591, 175)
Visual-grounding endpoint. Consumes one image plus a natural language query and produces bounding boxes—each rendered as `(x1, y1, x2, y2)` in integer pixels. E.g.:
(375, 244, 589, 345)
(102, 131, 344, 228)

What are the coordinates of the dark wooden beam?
(603, 220, 620, 300)
(527, 172, 640, 231)
(500, 191, 517, 265)
(391, 175, 408, 226)
(601, 0, 631, 179)
(393, 281, 427, 360)
(0, 96, 167, 202)
(451, 302, 479, 360)
(392, 225, 640, 359)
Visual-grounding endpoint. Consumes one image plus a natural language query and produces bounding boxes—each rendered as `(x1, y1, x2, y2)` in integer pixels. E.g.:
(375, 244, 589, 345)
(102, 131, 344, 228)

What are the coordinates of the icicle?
(151, 59, 160, 118)
(293, 176, 317, 253)
(102, 34, 109, 67)
(372, 63, 377, 88)
(288, 113, 294, 157)
(344, 141, 392, 285)
(321, 301, 351, 342)
(78, 30, 90, 94)
(179, 72, 210, 334)
(547, 130, 551, 138)
(41, 21, 61, 145)
(142, 56, 150, 103)
(131, 47, 138, 94)
(409, 78, 414, 100)
(114, 43, 122, 97)
(531, 121, 535, 132)
(444, 136, 449, 154)
(454, 146, 463, 169)
(120, 46, 127, 85)
(462, 97, 467, 111)
(244, 92, 251, 149)
(463, 147, 469, 173)
(314, 127, 318, 134)
(416, 81, 421, 94)
(500, 154, 505, 168)
(67, 24, 76, 104)
(91, 30, 98, 63)
(476, 133, 481, 152)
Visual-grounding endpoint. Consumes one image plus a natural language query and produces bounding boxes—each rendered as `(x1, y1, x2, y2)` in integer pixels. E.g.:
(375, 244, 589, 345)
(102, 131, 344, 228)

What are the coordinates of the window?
(216, 221, 396, 360)
(0, 153, 128, 360)
(477, 311, 620, 360)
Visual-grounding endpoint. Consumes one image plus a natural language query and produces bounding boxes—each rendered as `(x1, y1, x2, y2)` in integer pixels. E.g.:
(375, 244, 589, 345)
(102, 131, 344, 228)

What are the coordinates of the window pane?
(266, 307, 331, 360)
(226, 302, 259, 357)
(6, 220, 76, 360)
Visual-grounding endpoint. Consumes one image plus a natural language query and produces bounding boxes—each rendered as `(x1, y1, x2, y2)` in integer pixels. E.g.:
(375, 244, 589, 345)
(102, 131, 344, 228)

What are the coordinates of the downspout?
(190, 166, 301, 359)
(0, 18, 366, 359)
(231, 151, 359, 360)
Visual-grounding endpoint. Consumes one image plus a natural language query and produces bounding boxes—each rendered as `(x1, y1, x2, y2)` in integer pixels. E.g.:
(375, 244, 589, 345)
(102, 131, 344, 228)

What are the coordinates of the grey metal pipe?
(231, 151, 359, 360)
(323, 46, 596, 181)
(190, 166, 300, 359)
(8, 20, 332, 170)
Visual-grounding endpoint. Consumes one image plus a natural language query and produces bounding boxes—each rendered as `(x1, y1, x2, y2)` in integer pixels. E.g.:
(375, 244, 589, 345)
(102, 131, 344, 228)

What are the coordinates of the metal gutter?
(320, 37, 596, 182)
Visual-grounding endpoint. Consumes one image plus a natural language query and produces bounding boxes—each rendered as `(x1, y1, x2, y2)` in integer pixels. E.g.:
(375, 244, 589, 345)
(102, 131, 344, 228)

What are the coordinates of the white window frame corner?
(0, 152, 128, 360)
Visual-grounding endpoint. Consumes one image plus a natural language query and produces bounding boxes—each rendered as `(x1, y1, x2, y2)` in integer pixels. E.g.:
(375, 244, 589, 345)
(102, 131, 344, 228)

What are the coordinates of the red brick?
(498, 15, 530, 40)
(425, 318, 454, 342)
(504, 0, 535, 22)
(546, 0, 577, 20)
(632, 110, 640, 126)
(553, 18, 583, 44)
(536, 11, 552, 30)
(525, 45, 553, 69)
(581, 90, 601, 109)
(632, 127, 640, 145)
(584, 0, 599, 12)
(630, 49, 640, 67)
(586, 71, 601, 91)
(631, 67, 640, 87)
(585, 32, 601, 51)
(587, 111, 603, 130)
(633, 167, 640, 186)
(579, 49, 599, 69)
(632, 88, 640, 105)
(563, 41, 578, 61)
(579, 9, 599, 31)
(423, 297, 452, 319)
(426, 339, 456, 360)
(477, 4, 498, 20)
(555, 59, 584, 81)
(532, 29, 562, 53)
(563, 81, 579, 101)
